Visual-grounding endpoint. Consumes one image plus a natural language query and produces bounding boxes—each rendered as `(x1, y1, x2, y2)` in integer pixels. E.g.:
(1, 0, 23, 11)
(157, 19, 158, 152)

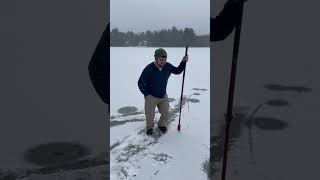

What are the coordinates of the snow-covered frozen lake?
(0, 1, 107, 178)
(211, 0, 320, 179)
(110, 47, 210, 179)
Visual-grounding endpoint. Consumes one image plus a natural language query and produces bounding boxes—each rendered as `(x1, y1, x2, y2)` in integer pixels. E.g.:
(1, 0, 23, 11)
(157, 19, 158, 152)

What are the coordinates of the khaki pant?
(144, 94, 169, 129)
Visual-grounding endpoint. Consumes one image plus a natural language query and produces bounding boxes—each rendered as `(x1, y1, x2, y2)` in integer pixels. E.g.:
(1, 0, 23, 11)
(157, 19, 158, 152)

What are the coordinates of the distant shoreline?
(110, 46, 210, 48)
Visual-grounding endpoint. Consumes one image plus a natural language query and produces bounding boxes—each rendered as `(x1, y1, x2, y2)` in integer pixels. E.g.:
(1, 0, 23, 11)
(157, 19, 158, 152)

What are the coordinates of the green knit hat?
(154, 48, 167, 59)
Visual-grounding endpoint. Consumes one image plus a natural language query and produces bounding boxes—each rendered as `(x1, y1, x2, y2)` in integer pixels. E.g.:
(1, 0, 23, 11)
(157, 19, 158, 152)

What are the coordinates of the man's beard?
(156, 61, 165, 67)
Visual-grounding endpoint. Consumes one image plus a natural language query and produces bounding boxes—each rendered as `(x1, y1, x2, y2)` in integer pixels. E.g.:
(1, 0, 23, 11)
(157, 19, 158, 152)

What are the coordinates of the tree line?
(110, 26, 209, 47)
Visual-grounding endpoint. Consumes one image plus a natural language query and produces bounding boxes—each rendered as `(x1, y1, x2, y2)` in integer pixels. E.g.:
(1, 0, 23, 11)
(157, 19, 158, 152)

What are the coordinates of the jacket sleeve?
(170, 61, 186, 75)
(138, 67, 150, 96)
(211, 1, 242, 42)
(88, 23, 109, 104)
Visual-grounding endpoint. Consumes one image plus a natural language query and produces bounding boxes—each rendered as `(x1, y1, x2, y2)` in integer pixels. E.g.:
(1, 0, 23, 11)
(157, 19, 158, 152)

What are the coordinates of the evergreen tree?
(110, 27, 209, 47)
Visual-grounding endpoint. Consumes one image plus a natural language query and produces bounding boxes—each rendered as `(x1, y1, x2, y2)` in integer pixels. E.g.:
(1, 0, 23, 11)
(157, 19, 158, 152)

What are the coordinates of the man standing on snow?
(138, 48, 188, 135)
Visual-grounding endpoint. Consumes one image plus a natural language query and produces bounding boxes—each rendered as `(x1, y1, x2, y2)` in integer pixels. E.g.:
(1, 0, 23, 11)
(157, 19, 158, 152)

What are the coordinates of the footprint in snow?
(24, 142, 90, 166)
(265, 99, 290, 107)
(252, 117, 288, 130)
(117, 106, 140, 115)
(187, 98, 200, 103)
(192, 88, 208, 91)
(264, 84, 312, 93)
(147, 153, 173, 164)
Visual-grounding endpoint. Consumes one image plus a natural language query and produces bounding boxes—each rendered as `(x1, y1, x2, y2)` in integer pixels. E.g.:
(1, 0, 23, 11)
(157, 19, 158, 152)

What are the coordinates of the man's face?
(156, 55, 167, 67)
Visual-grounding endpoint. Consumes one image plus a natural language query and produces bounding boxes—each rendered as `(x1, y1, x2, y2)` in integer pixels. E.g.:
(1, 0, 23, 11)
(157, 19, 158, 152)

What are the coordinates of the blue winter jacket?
(138, 61, 186, 98)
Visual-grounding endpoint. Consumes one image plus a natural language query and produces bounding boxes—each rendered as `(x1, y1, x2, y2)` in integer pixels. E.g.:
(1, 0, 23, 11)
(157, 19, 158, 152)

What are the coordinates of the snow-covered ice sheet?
(110, 47, 210, 179)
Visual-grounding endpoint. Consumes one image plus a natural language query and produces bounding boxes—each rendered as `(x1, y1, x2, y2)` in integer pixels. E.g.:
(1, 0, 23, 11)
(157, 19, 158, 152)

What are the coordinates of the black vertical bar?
(221, 2, 244, 180)
(177, 46, 188, 131)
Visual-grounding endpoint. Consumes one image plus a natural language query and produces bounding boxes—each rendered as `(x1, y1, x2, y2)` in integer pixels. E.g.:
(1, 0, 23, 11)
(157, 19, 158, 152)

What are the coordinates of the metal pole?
(221, 2, 245, 179)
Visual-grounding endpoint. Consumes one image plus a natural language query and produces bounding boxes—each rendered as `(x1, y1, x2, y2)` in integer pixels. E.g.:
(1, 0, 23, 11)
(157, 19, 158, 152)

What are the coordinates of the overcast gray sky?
(111, 0, 210, 35)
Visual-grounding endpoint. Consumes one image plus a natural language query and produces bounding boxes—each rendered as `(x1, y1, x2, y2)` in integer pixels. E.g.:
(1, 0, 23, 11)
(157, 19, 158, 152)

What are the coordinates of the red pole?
(221, 2, 245, 180)
(177, 46, 188, 131)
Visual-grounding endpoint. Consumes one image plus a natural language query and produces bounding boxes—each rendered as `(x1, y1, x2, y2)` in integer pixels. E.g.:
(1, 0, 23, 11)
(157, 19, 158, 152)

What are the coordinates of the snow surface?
(211, 1, 320, 179)
(110, 47, 210, 179)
